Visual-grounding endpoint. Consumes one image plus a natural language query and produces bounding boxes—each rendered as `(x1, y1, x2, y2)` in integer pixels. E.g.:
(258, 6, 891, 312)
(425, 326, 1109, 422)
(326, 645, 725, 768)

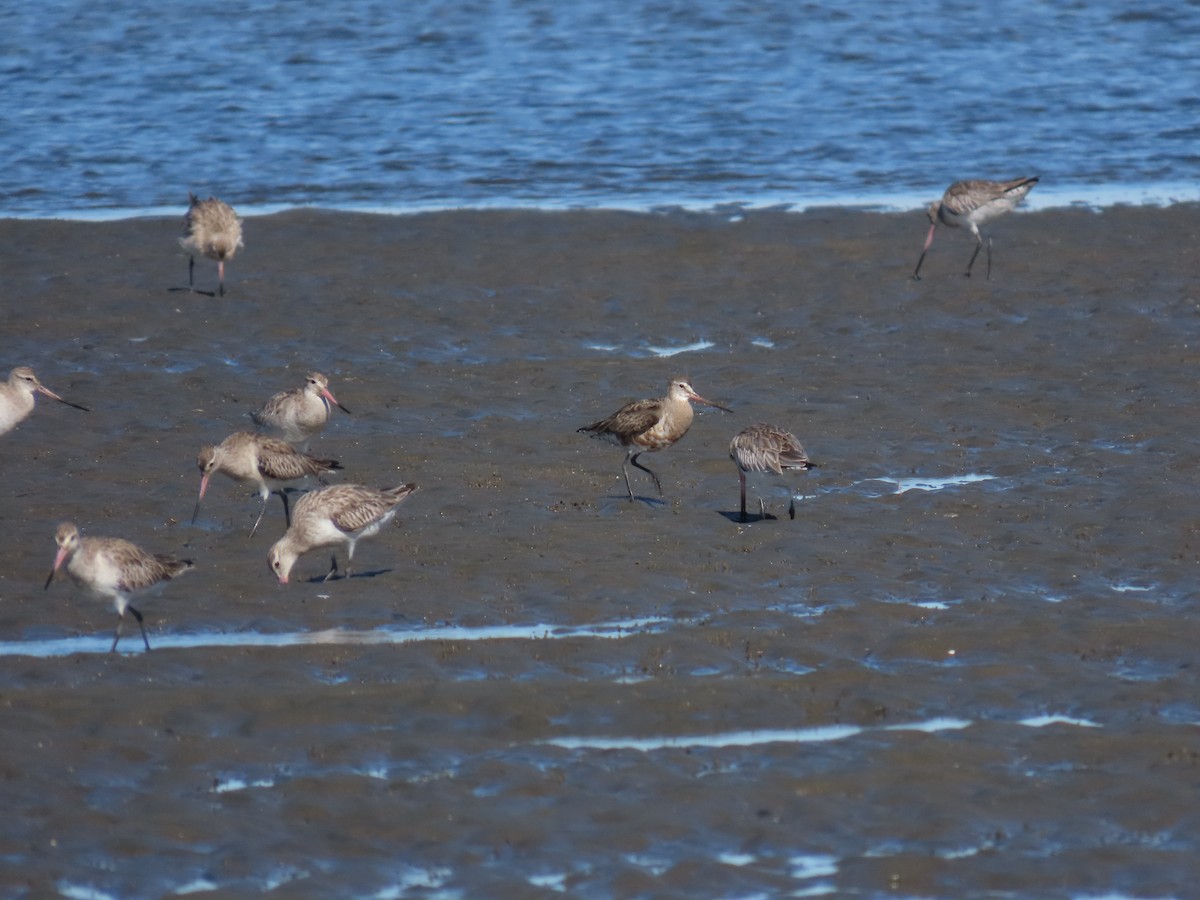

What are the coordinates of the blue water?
(2, 0, 1199, 218)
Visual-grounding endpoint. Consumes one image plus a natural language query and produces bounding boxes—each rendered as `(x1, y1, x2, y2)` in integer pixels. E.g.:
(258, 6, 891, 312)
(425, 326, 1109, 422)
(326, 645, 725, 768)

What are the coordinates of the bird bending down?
(912, 176, 1039, 281)
(45, 522, 193, 652)
(729, 423, 817, 522)
(193, 431, 342, 536)
(0, 366, 89, 436)
(250, 371, 352, 450)
(578, 378, 732, 501)
(268, 483, 419, 583)
(178, 193, 243, 296)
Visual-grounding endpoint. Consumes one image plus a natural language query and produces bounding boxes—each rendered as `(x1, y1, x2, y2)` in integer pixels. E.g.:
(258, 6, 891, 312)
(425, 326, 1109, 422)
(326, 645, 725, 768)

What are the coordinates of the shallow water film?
(1, 205, 1199, 897)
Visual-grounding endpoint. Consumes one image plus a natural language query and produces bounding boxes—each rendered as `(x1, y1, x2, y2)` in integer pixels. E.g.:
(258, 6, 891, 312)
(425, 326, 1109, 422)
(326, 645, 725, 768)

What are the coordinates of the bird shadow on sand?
(167, 286, 218, 297)
(605, 493, 668, 508)
(716, 510, 785, 524)
(300, 566, 393, 584)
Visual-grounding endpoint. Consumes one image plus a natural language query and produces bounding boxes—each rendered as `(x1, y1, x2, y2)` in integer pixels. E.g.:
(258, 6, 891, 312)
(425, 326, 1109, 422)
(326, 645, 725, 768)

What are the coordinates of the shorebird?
(250, 372, 351, 450)
(578, 377, 732, 501)
(268, 483, 419, 583)
(193, 431, 342, 536)
(730, 423, 817, 522)
(178, 193, 243, 296)
(0, 366, 89, 436)
(45, 522, 194, 652)
(912, 176, 1039, 281)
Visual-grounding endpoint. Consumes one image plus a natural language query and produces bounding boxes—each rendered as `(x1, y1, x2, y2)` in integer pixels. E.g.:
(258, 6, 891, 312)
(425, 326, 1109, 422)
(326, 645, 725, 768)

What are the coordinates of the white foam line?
(211, 776, 276, 794)
(546, 724, 864, 751)
(543, 714, 1112, 751)
(884, 717, 972, 733)
(864, 473, 996, 494)
(789, 853, 840, 880)
(57, 885, 119, 900)
(0, 616, 673, 659)
(644, 340, 715, 357)
(1018, 714, 1100, 729)
(174, 879, 220, 895)
(15, 180, 1200, 222)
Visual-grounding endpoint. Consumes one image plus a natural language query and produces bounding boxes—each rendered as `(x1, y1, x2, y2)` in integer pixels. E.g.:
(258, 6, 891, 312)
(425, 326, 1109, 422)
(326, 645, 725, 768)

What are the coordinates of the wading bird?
(178, 193, 243, 296)
(579, 378, 731, 501)
(729, 423, 817, 522)
(912, 176, 1039, 281)
(268, 483, 419, 583)
(45, 522, 193, 652)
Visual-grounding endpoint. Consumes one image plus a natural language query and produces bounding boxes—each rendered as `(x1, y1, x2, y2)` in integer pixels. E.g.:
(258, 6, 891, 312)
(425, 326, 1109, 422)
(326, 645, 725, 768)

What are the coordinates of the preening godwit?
(179, 193, 243, 296)
(268, 483, 419, 583)
(44, 522, 193, 652)
(912, 176, 1039, 281)
(250, 372, 351, 450)
(578, 378, 732, 501)
(193, 431, 342, 536)
(0, 366, 89, 436)
(729, 423, 817, 522)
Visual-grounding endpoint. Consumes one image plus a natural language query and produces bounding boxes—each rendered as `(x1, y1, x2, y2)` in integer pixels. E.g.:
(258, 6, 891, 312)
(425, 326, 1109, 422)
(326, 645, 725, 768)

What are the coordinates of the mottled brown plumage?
(179, 193, 243, 296)
(250, 371, 351, 450)
(730, 423, 816, 522)
(193, 431, 342, 536)
(44, 522, 193, 652)
(268, 483, 419, 583)
(579, 378, 731, 501)
(912, 176, 1038, 280)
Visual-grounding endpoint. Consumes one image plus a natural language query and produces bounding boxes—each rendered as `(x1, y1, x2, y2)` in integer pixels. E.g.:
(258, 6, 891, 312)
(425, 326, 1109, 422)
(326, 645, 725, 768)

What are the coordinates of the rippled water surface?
(3, 0, 1200, 217)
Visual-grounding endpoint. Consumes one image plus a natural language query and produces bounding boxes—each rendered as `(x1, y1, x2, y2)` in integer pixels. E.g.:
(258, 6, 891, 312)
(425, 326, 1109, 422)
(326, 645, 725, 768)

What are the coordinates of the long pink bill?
(322, 388, 352, 415)
(686, 390, 733, 414)
(191, 474, 212, 524)
(44, 546, 69, 590)
(912, 222, 937, 280)
(38, 384, 89, 412)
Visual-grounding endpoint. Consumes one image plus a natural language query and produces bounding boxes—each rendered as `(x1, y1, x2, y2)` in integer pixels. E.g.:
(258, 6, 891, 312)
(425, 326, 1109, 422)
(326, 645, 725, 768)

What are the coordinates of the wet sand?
(2, 204, 1200, 896)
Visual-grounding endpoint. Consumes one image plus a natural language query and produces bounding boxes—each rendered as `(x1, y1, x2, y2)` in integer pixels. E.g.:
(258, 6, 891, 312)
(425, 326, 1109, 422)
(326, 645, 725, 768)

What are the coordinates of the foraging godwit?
(729, 423, 817, 522)
(268, 483, 419, 583)
(578, 377, 732, 501)
(250, 372, 351, 450)
(178, 193, 243, 296)
(912, 176, 1039, 281)
(0, 366, 89, 436)
(193, 431, 342, 536)
(44, 522, 193, 652)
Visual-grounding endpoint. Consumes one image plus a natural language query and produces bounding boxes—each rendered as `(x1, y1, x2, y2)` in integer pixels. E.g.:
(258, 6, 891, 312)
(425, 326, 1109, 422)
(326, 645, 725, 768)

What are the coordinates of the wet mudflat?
(1, 204, 1199, 897)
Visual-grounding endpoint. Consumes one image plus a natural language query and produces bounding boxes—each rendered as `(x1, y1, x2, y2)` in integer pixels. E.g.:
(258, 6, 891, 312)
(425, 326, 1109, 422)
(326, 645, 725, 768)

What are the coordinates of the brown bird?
(250, 371, 352, 450)
(912, 176, 1039, 281)
(193, 431, 342, 536)
(45, 522, 194, 652)
(578, 377, 732, 501)
(0, 366, 89, 436)
(268, 483, 419, 584)
(179, 193, 243, 296)
(729, 423, 817, 522)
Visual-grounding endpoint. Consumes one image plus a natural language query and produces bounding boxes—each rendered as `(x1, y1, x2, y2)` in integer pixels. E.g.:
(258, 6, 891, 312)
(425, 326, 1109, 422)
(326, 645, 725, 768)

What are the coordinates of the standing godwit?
(193, 431, 342, 536)
(44, 522, 194, 652)
(179, 193, 243, 296)
(578, 377, 732, 501)
(250, 372, 351, 450)
(729, 423, 817, 522)
(0, 366, 89, 436)
(268, 483, 419, 583)
(911, 176, 1039, 281)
